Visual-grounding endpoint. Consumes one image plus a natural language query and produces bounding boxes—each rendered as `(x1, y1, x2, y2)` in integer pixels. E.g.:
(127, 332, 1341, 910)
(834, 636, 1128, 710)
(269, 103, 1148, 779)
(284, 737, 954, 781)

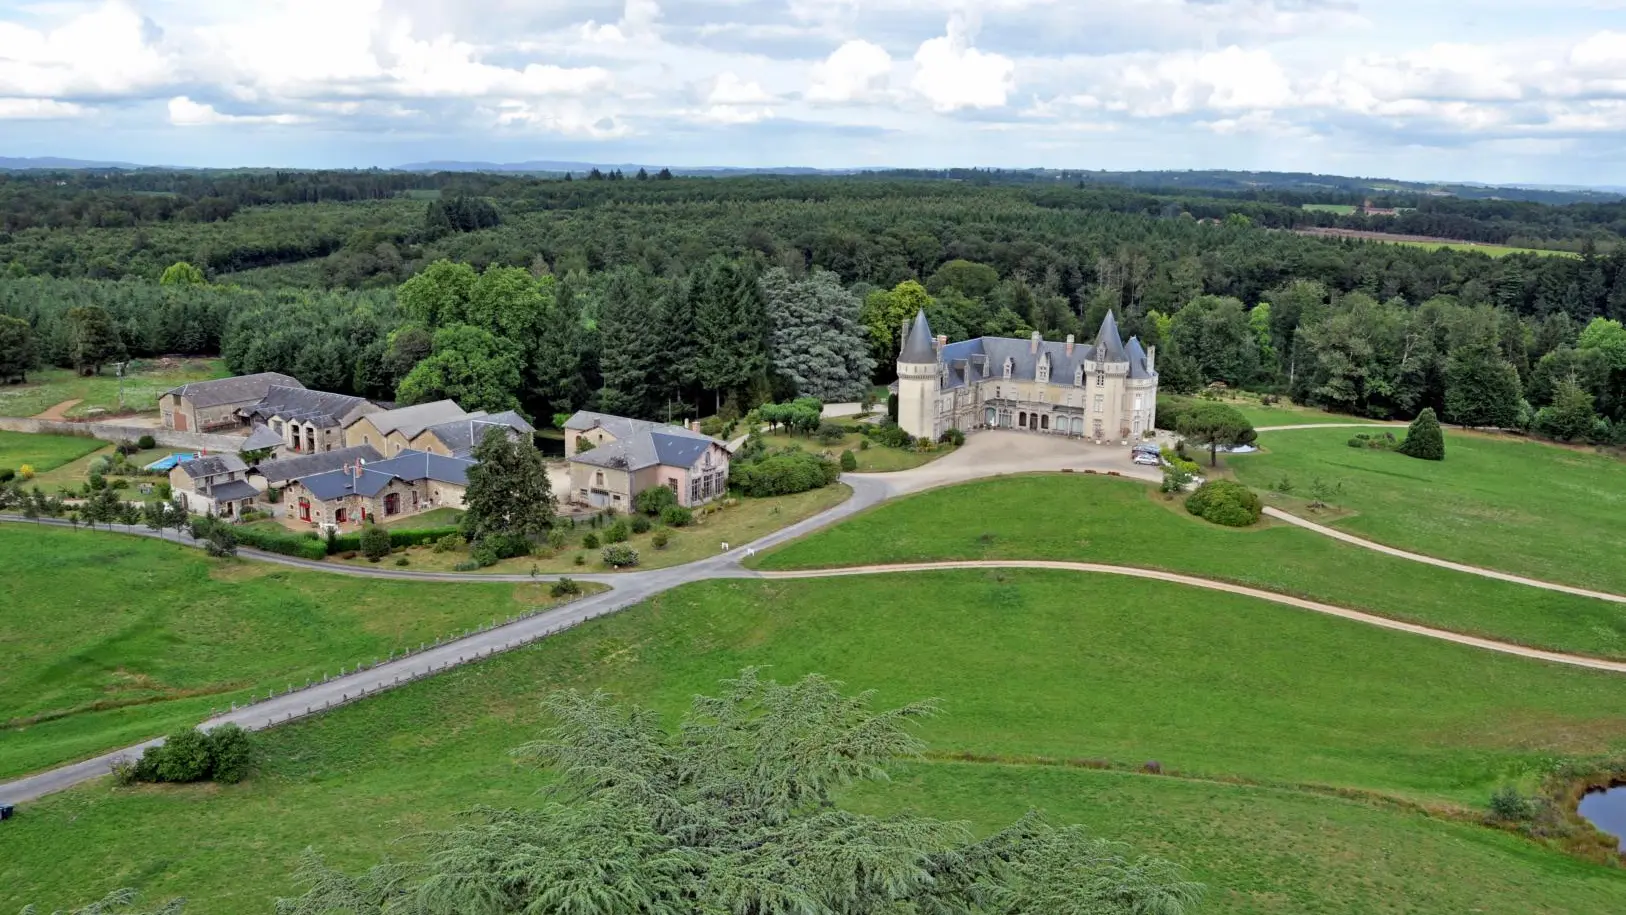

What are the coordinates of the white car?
(1132, 451, 1162, 466)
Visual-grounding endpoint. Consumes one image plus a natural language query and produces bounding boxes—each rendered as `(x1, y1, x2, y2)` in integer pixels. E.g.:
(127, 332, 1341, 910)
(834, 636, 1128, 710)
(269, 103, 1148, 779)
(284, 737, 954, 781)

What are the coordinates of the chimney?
(1146, 345, 1156, 373)
(1030, 330, 1041, 355)
(900, 318, 910, 354)
(935, 334, 946, 353)
(1065, 334, 1075, 357)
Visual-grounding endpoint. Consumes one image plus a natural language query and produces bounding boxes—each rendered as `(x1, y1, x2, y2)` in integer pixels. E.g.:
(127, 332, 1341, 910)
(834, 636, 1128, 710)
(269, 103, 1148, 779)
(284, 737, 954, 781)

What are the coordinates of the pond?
(1578, 784, 1626, 850)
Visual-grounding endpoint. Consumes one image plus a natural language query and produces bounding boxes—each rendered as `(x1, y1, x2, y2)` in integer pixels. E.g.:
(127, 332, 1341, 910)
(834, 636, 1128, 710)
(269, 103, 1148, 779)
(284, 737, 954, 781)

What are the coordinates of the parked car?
(1132, 451, 1162, 466)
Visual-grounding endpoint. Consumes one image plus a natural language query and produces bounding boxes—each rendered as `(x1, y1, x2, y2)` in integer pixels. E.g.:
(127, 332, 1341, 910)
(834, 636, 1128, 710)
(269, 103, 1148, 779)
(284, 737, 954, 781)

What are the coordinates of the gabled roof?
(354, 400, 469, 439)
(367, 449, 476, 486)
(899, 310, 937, 364)
(565, 410, 723, 472)
(177, 453, 247, 479)
(167, 373, 302, 408)
(208, 479, 259, 502)
(417, 410, 534, 456)
(242, 386, 374, 429)
(298, 466, 398, 500)
(256, 444, 383, 485)
(241, 424, 284, 451)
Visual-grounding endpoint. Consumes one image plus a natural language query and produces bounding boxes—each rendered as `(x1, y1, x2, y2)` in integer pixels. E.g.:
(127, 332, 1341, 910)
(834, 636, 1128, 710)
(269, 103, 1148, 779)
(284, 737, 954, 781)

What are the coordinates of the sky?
(2, 0, 1625, 185)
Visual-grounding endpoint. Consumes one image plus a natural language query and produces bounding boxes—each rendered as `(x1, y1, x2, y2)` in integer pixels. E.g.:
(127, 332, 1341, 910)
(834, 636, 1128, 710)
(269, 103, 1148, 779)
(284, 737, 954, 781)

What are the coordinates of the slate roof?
(355, 400, 469, 438)
(177, 453, 247, 479)
(294, 449, 473, 501)
(241, 425, 284, 451)
(418, 410, 534, 456)
(256, 444, 383, 485)
(208, 479, 259, 502)
(242, 385, 374, 429)
(899, 310, 938, 364)
(167, 373, 302, 408)
(565, 410, 723, 472)
(924, 310, 1156, 392)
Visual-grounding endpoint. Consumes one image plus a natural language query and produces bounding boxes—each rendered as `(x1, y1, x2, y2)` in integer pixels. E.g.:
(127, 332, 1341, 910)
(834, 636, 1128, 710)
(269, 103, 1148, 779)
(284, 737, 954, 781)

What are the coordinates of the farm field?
(0, 525, 602, 779)
(1301, 203, 1357, 214)
(1293, 227, 1577, 257)
(4, 571, 1625, 914)
(1228, 427, 1626, 595)
(0, 430, 107, 475)
(756, 430, 952, 472)
(755, 473, 1626, 659)
(0, 358, 227, 418)
(333, 484, 851, 574)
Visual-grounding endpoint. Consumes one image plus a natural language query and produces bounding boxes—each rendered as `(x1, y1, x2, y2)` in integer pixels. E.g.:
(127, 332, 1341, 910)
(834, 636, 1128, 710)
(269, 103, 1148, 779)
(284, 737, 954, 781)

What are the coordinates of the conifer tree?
(597, 267, 663, 417)
(1444, 339, 1522, 428)
(461, 427, 555, 543)
(1397, 407, 1445, 460)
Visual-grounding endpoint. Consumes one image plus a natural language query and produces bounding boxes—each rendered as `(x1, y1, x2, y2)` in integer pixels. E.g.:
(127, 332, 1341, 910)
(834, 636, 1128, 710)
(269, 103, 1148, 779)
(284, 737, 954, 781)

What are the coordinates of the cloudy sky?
(2, 0, 1624, 184)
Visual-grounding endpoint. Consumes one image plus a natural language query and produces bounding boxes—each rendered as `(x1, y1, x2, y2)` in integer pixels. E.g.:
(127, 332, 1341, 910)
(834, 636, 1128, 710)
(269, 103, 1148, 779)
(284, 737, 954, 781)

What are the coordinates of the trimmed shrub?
(432, 533, 464, 553)
(1155, 396, 1193, 432)
(394, 556, 410, 566)
(731, 450, 840, 497)
(452, 560, 480, 572)
(582, 532, 600, 549)
(573, 553, 585, 566)
(660, 505, 693, 527)
(651, 529, 670, 550)
(226, 524, 328, 560)
(1184, 480, 1262, 528)
(1397, 408, 1445, 461)
(814, 421, 848, 445)
(603, 519, 630, 544)
(630, 514, 652, 534)
(550, 577, 582, 597)
(327, 525, 462, 554)
(206, 724, 256, 784)
(360, 524, 392, 562)
(938, 427, 966, 446)
(155, 728, 214, 783)
(602, 543, 639, 567)
(634, 485, 679, 516)
(0, 468, 12, 483)
(137, 434, 156, 450)
(839, 449, 857, 472)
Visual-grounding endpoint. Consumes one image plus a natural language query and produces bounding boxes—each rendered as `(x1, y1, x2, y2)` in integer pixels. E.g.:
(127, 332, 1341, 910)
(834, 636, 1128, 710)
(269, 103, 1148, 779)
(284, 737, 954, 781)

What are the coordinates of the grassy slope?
(1229, 427, 1626, 595)
(0, 430, 107, 473)
(757, 430, 951, 472)
(0, 359, 226, 418)
(755, 473, 1626, 659)
(4, 571, 1625, 913)
(0, 526, 600, 779)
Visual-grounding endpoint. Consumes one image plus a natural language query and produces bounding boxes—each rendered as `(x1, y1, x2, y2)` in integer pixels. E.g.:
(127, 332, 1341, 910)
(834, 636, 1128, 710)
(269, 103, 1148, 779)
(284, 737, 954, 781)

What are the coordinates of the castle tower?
(896, 310, 938, 440)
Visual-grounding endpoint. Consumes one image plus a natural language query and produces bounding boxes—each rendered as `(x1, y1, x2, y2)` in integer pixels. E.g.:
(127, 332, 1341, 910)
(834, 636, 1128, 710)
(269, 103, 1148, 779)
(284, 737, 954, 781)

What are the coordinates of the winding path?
(4, 427, 1623, 806)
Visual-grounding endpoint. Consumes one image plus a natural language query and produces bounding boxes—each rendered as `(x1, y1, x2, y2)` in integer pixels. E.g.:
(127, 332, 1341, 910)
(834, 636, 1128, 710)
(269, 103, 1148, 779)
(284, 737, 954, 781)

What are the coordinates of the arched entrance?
(984, 406, 996, 427)
(1040, 415, 1049, 431)
(1018, 411, 1027, 428)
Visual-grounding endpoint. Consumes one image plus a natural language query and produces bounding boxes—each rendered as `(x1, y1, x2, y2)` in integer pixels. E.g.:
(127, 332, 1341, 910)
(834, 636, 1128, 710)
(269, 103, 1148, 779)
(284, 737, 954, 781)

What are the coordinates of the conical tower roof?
(1094, 309, 1127, 362)
(899, 310, 937, 364)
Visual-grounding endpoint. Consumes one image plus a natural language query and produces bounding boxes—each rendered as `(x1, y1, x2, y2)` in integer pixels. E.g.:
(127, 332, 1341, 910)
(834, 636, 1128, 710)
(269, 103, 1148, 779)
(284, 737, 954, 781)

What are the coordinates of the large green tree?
(861, 279, 934, 369)
(0, 314, 36, 383)
(277, 671, 1202, 915)
(1170, 295, 1260, 387)
(596, 266, 663, 418)
(1444, 339, 1523, 429)
(64, 305, 125, 375)
(1176, 400, 1256, 466)
(1533, 377, 1599, 442)
(692, 257, 768, 413)
(762, 267, 875, 402)
(397, 259, 479, 328)
(396, 324, 524, 413)
(460, 426, 555, 543)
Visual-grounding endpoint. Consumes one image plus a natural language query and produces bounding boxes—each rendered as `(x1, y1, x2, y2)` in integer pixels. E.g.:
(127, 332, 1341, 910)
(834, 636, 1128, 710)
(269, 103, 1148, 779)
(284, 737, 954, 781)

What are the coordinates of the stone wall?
(0, 416, 248, 452)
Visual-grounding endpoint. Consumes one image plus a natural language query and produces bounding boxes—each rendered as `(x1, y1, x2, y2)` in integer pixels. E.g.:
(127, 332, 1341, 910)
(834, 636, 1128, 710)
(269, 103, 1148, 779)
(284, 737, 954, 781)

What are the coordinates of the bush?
(0, 467, 12, 483)
(546, 528, 568, 551)
(470, 532, 531, 567)
(432, 533, 464, 553)
(630, 514, 652, 534)
(814, 421, 847, 445)
(360, 524, 392, 562)
(394, 555, 410, 566)
(1155, 396, 1193, 432)
(651, 529, 670, 550)
(938, 427, 966, 446)
(229, 524, 328, 560)
(452, 560, 481, 572)
(731, 450, 840, 497)
(602, 543, 639, 567)
(573, 553, 585, 566)
(202, 524, 238, 558)
(137, 434, 156, 450)
(1397, 408, 1445, 461)
(1488, 785, 1533, 822)
(660, 505, 693, 527)
(582, 532, 600, 549)
(328, 524, 462, 554)
(109, 478, 129, 490)
(858, 438, 870, 451)
(156, 728, 214, 783)
(870, 422, 913, 449)
(1347, 432, 1398, 450)
(603, 519, 630, 543)
(206, 724, 256, 784)
(550, 577, 582, 597)
(635, 485, 679, 516)
(839, 449, 858, 472)
(1184, 480, 1262, 528)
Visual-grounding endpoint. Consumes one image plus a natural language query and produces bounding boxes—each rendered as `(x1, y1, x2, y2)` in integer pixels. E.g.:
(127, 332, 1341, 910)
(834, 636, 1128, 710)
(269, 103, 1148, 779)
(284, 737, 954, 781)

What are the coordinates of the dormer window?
(1036, 354, 1051, 384)
(1074, 366, 1084, 386)
(1002, 357, 1014, 380)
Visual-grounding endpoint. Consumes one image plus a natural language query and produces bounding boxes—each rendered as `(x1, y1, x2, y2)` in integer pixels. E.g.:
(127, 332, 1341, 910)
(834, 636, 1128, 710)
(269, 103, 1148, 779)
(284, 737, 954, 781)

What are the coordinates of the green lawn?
(753, 473, 1626, 660)
(0, 358, 227, 418)
(0, 525, 602, 779)
(1162, 393, 1376, 430)
(1228, 427, 1626, 595)
(757, 430, 952, 472)
(1301, 203, 1357, 214)
(1393, 240, 1578, 258)
(5, 571, 1626, 914)
(0, 430, 108, 475)
(382, 506, 463, 527)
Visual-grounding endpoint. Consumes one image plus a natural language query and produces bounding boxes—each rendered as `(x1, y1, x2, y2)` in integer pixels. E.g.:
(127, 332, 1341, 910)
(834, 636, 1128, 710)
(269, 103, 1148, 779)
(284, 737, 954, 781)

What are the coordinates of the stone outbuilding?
(159, 373, 302, 433)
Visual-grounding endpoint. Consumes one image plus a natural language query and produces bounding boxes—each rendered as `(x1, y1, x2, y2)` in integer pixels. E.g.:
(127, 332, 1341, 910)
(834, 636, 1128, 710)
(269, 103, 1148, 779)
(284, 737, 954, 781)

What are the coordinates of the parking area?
(858, 429, 1160, 496)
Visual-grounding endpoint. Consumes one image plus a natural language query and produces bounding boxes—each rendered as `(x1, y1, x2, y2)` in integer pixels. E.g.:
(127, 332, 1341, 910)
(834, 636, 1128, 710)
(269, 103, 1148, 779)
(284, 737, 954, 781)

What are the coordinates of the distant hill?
(393, 159, 858, 176)
(0, 156, 147, 170)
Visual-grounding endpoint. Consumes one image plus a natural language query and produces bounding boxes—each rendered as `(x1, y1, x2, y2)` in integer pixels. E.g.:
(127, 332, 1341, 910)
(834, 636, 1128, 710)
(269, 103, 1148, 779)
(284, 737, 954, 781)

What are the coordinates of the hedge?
(233, 525, 328, 561)
(326, 525, 462, 554)
(1184, 480, 1262, 528)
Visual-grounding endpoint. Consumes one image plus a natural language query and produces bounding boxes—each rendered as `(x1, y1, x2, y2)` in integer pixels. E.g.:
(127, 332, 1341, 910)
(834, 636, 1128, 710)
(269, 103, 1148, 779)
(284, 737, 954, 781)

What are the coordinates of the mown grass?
(0, 525, 603, 779)
(757, 430, 952, 472)
(753, 473, 1626, 659)
(0, 358, 226, 418)
(4, 571, 1626, 914)
(1393, 239, 1578, 258)
(0, 430, 108, 474)
(1229, 427, 1626, 595)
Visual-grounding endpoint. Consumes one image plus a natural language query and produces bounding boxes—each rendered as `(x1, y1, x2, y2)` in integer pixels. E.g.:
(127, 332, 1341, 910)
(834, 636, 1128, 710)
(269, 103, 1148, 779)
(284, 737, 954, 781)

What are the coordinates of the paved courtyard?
(862, 429, 1160, 496)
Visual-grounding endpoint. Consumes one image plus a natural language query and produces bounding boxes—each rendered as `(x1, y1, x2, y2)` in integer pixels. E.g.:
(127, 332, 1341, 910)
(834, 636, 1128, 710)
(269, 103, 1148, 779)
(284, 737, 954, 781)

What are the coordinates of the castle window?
(1074, 366, 1084, 386)
(1134, 393, 1144, 410)
(1003, 357, 1014, 379)
(1093, 394, 1104, 413)
(1036, 354, 1051, 384)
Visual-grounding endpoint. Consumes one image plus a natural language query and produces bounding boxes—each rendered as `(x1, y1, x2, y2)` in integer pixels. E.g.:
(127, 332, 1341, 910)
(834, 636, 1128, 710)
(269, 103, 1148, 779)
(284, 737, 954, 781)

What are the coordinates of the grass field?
(1395, 239, 1579, 258)
(757, 431, 953, 472)
(0, 358, 227, 418)
(0, 525, 603, 779)
(0, 431, 107, 474)
(753, 473, 1626, 659)
(1301, 203, 1357, 214)
(5, 570, 1625, 913)
(1162, 393, 1376, 430)
(1228, 427, 1626, 595)
(338, 484, 852, 574)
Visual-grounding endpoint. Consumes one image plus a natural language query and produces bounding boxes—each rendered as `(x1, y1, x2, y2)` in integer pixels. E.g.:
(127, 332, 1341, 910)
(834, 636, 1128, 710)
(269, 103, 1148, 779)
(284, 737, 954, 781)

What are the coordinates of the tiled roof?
(255, 444, 383, 484)
(899, 309, 937, 364)
(925, 310, 1155, 391)
(208, 479, 259, 502)
(241, 425, 284, 451)
(418, 410, 534, 456)
(242, 386, 374, 429)
(355, 400, 469, 438)
(294, 448, 473, 501)
(167, 373, 302, 408)
(177, 453, 247, 479)
(367, 450, 475, 486)
(565, 410, 722, 472)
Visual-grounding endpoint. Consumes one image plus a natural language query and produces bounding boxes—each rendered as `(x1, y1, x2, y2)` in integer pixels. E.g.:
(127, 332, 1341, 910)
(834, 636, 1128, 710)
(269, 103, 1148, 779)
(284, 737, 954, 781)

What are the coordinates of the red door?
(298, 498, 311, 522)
(174, 412, 189, 432)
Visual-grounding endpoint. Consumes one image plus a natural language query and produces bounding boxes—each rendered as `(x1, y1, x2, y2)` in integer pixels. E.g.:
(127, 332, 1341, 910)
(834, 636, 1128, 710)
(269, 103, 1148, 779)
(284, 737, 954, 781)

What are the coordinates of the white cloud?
(911, 15, 1016, 111)
(0, 97, 89, 119)
(708, 72, 773, 105)
(0, 1, 172, 97)
(1112, 46, 1293, 117)
(492, 100, 632, 138)
(581, 0, 662, 43)
(808, 39, 892, 103)
(167, 96, 303, 126)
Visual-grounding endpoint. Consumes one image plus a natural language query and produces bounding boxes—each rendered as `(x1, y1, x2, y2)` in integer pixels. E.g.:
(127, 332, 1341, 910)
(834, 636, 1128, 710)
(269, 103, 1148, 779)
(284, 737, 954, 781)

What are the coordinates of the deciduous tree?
(0, 314, 36, 383)
(1176, 401, 1255, 466)
(461, 426, 555, 544)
